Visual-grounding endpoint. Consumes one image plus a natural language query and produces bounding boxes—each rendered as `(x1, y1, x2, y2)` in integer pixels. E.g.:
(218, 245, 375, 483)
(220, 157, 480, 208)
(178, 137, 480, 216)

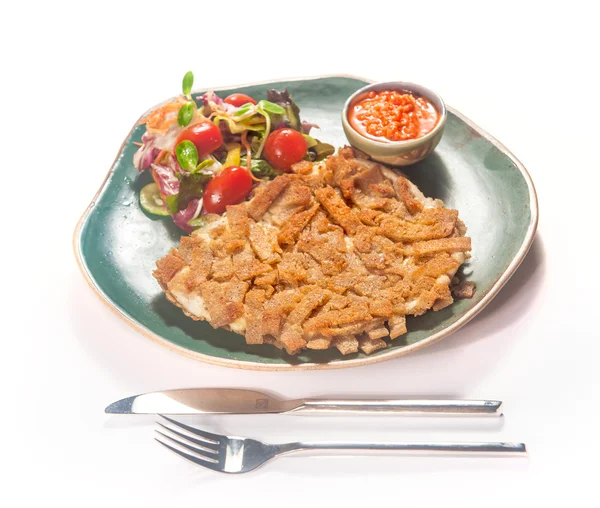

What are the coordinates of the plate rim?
(73, 73, 539, 371)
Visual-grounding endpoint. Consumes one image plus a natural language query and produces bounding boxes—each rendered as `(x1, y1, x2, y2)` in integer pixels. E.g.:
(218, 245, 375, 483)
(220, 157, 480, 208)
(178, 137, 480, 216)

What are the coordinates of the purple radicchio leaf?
(150, 163, 180, 196)
(301, 120, 319, 135)
(198, 91, 224, 106)
(172, 198, 202, 232)
(141, 131, 154, 143)
(133, 144, 161, 172)
(165, 153, 184, 174)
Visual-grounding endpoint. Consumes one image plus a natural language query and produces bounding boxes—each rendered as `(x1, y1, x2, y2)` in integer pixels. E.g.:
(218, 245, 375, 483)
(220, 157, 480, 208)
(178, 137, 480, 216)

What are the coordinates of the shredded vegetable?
(140, 97, 188, 135)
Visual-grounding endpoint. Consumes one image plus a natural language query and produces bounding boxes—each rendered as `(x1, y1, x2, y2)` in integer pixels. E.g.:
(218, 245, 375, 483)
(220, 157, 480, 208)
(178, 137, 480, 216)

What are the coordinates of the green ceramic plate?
(74, 75, 538, 370)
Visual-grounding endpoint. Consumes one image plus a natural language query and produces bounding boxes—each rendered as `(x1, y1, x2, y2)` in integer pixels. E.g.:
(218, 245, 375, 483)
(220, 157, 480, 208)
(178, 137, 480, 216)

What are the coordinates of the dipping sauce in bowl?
(342, 81, 447, 166)
(349, 90, 439, 142)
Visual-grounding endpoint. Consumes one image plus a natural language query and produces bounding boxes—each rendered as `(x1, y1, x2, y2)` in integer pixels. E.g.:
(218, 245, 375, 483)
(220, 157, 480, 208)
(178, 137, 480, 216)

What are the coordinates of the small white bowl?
(342, 81, 447, 166)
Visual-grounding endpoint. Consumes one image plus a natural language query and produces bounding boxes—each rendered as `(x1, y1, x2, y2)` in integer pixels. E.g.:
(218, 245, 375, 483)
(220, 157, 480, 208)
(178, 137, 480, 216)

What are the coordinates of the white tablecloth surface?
(3, 1, 598, 506)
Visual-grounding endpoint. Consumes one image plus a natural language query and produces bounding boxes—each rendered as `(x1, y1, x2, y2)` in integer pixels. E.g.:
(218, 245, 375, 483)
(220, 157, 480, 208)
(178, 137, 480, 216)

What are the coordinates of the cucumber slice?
(140, 183, 170, 216)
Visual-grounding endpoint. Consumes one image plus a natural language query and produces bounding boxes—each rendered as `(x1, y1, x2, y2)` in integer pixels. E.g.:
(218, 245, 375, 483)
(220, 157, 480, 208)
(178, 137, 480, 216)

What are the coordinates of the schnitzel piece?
(154, 147, 472, 356)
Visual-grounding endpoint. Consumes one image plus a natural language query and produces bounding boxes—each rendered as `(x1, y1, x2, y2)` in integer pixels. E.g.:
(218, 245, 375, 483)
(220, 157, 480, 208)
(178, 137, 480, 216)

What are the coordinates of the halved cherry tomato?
(223, 93, 257, 107)
(263, 128, 307, 172)
(175, 121, 223, 156)
(203, 166, 253, 214)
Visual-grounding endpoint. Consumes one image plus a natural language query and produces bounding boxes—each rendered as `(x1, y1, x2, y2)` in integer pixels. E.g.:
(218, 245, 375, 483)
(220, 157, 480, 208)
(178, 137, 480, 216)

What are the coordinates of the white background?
(2, 1, 598, 506)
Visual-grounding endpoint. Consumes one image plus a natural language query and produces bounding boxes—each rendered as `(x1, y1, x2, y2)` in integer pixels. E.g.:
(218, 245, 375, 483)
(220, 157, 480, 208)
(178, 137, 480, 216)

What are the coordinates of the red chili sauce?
(349, 90, 439, 142)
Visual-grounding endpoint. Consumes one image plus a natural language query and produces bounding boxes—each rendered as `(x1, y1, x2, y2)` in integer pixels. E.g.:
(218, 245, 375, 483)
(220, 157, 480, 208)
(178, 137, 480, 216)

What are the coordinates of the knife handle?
(288, 399, 503, 416)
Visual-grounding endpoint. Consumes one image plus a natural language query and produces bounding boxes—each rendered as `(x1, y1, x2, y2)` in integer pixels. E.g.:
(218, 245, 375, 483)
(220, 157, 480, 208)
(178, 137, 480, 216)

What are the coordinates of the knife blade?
(105, 388, 503, 416)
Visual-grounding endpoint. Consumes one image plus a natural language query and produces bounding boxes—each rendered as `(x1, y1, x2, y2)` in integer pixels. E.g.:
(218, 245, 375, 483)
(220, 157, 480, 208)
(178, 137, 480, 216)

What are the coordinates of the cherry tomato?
(223, 93, 257, 107)
(263, 128, 307, 172)
(175, 121, 223, 156)
(203, 166, 253, 214)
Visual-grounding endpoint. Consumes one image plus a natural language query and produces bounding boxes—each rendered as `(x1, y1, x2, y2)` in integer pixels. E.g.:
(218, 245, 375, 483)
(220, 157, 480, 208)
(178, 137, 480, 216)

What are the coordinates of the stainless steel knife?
(105, 388, 503, 416)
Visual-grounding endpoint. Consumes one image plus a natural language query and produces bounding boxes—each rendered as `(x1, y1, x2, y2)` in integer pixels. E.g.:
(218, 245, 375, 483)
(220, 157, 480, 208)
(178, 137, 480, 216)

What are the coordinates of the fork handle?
(288, 399, 503, 416)
(280, 441, 526, 455)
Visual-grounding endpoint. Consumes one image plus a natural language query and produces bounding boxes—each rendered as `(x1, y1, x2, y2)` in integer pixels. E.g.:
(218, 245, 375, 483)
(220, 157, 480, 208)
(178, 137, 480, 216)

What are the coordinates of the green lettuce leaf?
(240, 157, 281, 180)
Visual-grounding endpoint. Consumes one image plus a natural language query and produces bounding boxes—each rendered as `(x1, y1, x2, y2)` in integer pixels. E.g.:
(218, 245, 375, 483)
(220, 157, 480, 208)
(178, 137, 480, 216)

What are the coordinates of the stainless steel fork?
(155, 416, 527, 474)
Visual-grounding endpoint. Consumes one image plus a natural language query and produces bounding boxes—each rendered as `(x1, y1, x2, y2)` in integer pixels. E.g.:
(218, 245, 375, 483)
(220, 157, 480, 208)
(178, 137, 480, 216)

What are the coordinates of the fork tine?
(156, 422, 219, 453)
(155, 431, 220, 463)
(159, 415, 222, 444)
(155, 438, 221, 472)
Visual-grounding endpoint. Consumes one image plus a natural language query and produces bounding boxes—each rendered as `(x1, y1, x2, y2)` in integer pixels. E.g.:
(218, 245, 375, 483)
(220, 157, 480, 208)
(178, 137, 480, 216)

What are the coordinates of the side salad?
(134, 71, 334, 231)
